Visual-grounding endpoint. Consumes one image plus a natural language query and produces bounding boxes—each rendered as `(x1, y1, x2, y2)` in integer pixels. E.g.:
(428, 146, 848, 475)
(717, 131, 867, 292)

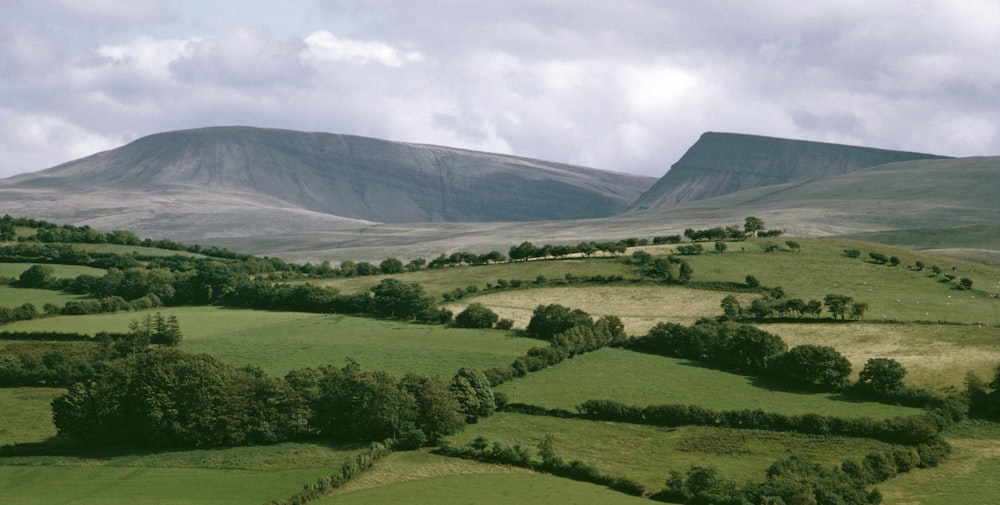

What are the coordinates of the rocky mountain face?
(0, 126, 655, 230)
(628, 132, 948, 212)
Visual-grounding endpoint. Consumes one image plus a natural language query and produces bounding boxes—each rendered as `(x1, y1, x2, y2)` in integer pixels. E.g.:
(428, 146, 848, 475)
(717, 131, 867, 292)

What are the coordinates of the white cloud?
(302, 31, 424, 67)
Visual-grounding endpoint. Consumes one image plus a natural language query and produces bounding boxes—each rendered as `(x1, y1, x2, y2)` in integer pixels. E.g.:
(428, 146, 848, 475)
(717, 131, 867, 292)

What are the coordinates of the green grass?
(308, 257, 631, 298)
(445, 413, 892, 491)
(323, 457, 648, 505)
(878, 421, 1000, 504)
(0, 387, 62, 445)
(2, 307, 535, 378)
(643, 238, 1000, 325)
(0, 285, 90, 308)
(0, 263, 105, 280)
(496, 348, 921, 419)
(0, 441, 364, 504)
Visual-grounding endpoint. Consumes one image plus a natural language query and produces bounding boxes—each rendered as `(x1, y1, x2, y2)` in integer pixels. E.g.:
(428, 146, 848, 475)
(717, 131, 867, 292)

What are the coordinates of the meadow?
(0, 262, 105, 280)
(1, 307, 533, 378)
(3, 234, 1000, 504)
(493, 348, 921, 419)
(444, 413, 893, 491)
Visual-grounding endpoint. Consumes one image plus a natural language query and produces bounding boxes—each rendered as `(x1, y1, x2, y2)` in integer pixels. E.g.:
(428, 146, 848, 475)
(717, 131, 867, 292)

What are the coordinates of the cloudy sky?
(2, 0, 998, 179)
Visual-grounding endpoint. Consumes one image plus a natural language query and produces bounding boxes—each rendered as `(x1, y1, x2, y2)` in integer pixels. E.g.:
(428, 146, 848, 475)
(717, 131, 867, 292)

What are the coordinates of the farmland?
(2, 227, 1000, 504)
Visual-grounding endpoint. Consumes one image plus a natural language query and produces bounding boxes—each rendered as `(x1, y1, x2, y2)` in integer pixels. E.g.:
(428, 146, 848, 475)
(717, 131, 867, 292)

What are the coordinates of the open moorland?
(3, 216, 1000, 505)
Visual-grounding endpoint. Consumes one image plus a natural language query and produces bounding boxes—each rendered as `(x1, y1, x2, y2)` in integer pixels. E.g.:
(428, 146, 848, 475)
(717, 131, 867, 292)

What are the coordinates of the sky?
(1, 0, 998, 179)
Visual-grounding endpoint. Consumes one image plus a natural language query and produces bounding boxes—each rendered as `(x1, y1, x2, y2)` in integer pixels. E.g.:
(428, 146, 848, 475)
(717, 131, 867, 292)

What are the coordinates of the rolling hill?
(0, 126, 654, 238)
(627, 131, 948, 211)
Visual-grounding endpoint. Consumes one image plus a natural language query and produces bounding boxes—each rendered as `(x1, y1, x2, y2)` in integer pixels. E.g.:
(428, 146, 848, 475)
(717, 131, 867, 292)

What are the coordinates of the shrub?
(454, 303, 499, 329)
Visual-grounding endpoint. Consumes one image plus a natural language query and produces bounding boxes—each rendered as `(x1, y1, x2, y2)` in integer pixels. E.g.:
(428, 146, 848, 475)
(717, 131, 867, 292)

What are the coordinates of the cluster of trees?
(965, 365, 1000, 421)
(720, 290, 868, 321)
(657, 457, 884, 505)
(483, 304, 627, 386)
(0, 313, 182, 387)
(682, 216, 782, 243)
(628, 318, 846, 391)
(628, 251, 693, 282)
(51, 349, 495, 449)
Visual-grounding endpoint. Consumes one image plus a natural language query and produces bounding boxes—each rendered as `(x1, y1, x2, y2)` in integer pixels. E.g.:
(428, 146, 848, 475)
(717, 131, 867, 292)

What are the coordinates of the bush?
(454, 303, 499, 329)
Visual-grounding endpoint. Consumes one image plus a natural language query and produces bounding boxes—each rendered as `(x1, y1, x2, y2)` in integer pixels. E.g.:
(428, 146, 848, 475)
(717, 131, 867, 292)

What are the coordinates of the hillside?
(0, 126, 654, 238)
(628, 132, 948, 211)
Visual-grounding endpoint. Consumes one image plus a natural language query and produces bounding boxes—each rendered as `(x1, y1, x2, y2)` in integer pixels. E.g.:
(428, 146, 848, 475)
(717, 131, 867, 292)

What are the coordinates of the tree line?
(45, 348, 495, 450)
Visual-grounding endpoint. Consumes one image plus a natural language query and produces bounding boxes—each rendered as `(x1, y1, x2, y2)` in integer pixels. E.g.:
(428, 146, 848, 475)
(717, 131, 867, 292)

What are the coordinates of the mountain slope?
(0, 126, 654, 232)
(629, 132, 948, 211)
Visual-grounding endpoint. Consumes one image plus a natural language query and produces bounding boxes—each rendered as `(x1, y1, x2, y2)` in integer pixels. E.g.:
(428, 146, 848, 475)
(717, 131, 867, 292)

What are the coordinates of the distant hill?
(628, 132, 948, 211)
(0, 126, 654, 238)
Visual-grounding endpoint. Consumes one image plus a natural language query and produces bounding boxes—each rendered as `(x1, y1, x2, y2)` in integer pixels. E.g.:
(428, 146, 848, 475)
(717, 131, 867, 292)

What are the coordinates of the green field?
(2, 307, 535, 378)
(0, 443, 362, 505)
(323, 451, 647, 505)
(0, 285, 90, 308)
(0, 387, 62, 445)
(0, 263, 106, 280)
(495, 348, 921, 419)
(309, 257, 632, 298)
(444, 413, 892, 490)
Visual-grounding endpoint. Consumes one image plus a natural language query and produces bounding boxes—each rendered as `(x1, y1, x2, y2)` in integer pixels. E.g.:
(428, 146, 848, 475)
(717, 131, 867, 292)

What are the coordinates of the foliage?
(767, 345, 852, 391)
(450, 367, 496, 421)
(858, 358, 907, 396)
(453, 303, 499, 329)
(525, 303, 593, 340)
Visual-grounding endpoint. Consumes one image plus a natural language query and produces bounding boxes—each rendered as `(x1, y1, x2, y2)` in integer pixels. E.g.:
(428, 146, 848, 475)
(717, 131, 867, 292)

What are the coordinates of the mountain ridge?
(628, 131, 949, 211)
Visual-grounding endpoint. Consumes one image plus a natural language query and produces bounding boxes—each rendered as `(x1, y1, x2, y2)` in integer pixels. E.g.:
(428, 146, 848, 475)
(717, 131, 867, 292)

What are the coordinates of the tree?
(399, 374, 465, 443)
(370, 278, 435, 320)
(869, 252, 889, 264)
(769, 345, 852, 390)
(858, 358, 907, 395)
(450, 367, 495, 421)
(844, 249, 861, 258)
(379, 257, 404, 274)
(454, 303, 500, 329)
(715, 241, 727, 254)
(823, 294, 854, 320)
(745, 275, 760, 288)
(720, 295, 742, 318)
(18, 264, 55, 288)
(959, 277, 974, 290)
(525, 304, 592, 340)
(785, 240, 801, 253)
(850, 302, 869, 320)
(744, 216, 766, 237)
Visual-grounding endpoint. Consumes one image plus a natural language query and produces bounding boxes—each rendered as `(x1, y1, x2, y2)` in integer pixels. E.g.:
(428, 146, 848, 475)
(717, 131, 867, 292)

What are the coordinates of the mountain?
(0, 126, 654, 238)
(628, 132, 948, 211)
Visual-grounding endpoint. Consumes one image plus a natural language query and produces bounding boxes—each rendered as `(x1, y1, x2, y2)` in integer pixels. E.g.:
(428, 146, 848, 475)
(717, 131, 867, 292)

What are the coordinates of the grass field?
(0, 263, 106, 280)
(446, 285, 759, 334)
(308, 257, 632, 298)
(878, 421, 1000, 505)
(1, 307, 535, 378)
(322, 453, 648, 505)
(0, 387, 62, 445)
(444, 413, 893, 491)
(0, 442, 363, 505)
(495, 348, 921, 419)
(757, 322, 1000, 389)
(641, 238, 1000, 325)
(0, 285, 90, 309)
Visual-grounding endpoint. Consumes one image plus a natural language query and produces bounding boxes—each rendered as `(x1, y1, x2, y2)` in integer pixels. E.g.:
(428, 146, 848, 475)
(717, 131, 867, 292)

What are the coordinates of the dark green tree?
(769, 345, 852, 390)
(449, 367, 495, 421)
(370, 278, 435, 320)
(454, 303, 500, 329)
(744, 216, 766, 237)
(714, 241, 727, 254)
(858, 358, 907, 395)
(18, 264, 55, 288)
(379, 257, 404, 274)
(720, 295, 742, 318)
(823, 294, 854, 320)
(525, 304, 592, 340)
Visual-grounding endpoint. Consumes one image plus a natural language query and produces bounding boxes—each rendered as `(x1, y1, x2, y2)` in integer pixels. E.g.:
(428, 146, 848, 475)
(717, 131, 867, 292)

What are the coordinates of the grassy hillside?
(3, 229, 1000, 503)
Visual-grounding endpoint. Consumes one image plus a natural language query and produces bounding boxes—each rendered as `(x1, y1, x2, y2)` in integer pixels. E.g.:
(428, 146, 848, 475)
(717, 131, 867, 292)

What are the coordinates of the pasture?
(0, 285, 90, 309)
(0, 387, 61, 445)
(494, 348, 922, 419)
(445, 413, 893, 491)
(0, 263, 105, 280)
(1, 307, 533, 378)
(0, 443, 363, 505)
